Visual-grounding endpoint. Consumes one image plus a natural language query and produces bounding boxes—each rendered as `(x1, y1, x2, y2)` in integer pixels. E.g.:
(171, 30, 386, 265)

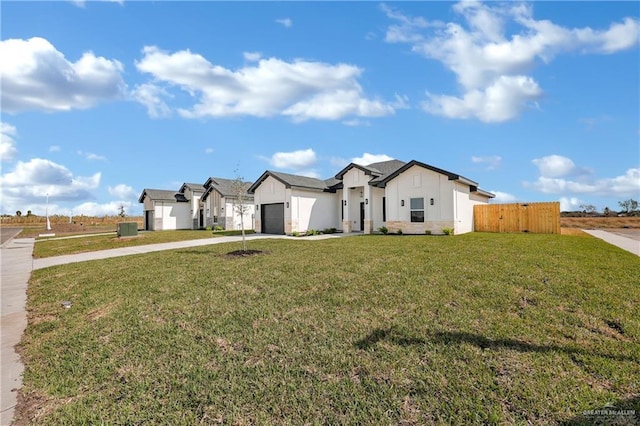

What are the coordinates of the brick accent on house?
(364, 219, 373, 234)
(385, 220, 454, 235)
(342, 220, 352, 233)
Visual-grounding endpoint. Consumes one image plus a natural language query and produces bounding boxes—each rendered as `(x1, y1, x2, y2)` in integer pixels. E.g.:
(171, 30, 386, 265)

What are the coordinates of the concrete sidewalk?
(33, 233, 350, 270)
(583, 229, 640, 256)
(1, 238, 34, 426)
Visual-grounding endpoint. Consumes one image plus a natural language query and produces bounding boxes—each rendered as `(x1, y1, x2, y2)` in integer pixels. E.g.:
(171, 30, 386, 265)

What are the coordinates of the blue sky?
(1, 1, 638, 217)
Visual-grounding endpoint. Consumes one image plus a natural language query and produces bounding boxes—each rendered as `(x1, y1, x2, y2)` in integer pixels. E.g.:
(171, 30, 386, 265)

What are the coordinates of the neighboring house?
(248, 159, 494, 235)
(201, 177, 255, 230)
(138, 189, 191, 231)
(179, 182, 206, 229)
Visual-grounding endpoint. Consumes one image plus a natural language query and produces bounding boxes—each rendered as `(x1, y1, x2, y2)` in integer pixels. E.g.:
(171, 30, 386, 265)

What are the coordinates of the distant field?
(17, 234, 640, 424)
(560, 216, 640, 229)
(1, 215, 144, 238)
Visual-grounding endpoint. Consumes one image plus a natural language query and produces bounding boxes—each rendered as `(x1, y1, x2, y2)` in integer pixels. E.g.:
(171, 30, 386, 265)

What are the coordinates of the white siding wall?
(253, 176, 288, 233)
(454, 185, 491, 234)
(290, 189, 339, 232)
(154, 202, 191, 230)
(371, 186, 385, 231)
(385, 165, 456, 234)
(341, 168, 368, 232)
(225, 200, 256, 230)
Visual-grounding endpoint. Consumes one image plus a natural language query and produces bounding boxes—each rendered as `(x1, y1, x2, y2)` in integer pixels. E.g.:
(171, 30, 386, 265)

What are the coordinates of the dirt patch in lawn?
(226, 249, 264, 257)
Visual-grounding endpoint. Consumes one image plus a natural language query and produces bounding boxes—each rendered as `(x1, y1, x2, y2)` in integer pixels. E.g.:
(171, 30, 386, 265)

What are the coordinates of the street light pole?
(45, 193, 52, 231)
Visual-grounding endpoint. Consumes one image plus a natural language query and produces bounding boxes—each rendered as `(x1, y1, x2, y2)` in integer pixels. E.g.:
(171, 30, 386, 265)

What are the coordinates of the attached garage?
(261, 203, 285, 235)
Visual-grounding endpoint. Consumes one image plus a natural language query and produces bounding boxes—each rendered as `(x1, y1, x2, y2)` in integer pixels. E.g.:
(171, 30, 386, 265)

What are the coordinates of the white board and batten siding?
(385, 165, 458, 234)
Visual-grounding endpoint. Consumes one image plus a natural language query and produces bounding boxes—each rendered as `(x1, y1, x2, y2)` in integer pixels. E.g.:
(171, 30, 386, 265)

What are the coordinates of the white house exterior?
(179, 183, 206, 229)
(248, 171, 341, 235)
(138, 189, 191, 231)
(249, 159, 494, 235)
(201, 177, 255, 230)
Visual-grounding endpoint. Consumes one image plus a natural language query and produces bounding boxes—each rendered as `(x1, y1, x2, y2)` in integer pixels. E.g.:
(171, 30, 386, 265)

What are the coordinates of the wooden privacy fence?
(474, 202, 560, 234)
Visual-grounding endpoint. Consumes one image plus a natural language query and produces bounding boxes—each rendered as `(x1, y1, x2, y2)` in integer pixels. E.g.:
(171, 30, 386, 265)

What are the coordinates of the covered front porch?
(341, 185, 385, 234)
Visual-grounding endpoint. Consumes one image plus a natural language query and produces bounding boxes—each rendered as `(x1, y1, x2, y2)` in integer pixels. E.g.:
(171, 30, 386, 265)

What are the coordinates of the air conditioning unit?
(117, 222, 138, 237)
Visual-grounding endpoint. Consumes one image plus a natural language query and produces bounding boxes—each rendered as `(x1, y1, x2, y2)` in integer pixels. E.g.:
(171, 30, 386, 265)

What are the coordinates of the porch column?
(363, 184, 373, 234)
(342, 188, 351, 233)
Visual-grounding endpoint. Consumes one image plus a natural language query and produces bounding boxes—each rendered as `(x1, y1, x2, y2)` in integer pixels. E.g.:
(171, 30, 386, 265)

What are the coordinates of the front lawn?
(33, 229, 255, 258)
(18, 234, 640, 424)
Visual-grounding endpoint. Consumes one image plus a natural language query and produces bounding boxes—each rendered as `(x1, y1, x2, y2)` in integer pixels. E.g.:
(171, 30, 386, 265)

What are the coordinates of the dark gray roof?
(179, 182, 206, 193)
(138, 189, 189, 203)
(202, 177, 254, 201)
(366, 160, 407, 184)
(334, 159, 406, 182)
(248, 170, 338, 193)
(373, 160, 479, 188)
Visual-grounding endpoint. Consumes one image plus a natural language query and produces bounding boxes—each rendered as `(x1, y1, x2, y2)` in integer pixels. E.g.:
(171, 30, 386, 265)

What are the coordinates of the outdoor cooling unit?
(117, 222, 138, 237)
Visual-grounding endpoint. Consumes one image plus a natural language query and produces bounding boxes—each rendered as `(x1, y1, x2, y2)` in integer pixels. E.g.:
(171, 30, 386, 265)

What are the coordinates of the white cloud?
(526, 167, 640, 197)
(268, 148, 317, 170)
(205, 148, 214, 154)
(351, 153, 394, 166)
(423, 75, 542, 123)
(383, 2, 640, 122)
(525, 154, 638, 197)
(108, 184, 136, 200)
(243, 51, 262, 62)
(490, 191, 517, 203)
(49, 145, 61, 152)
(70, 0, 124, 8)
(471, 155, 502, 170)
(532, 155, 577, 178)
(0, 37, 126, 113)
(342, 119, 371, 127)
(134, 46, 396, 122)
(131, 83, 172, 118)
(78, 150, 107, 161)
(559, 197, 583, 212)
(72, 201, 133, 217)
(276, 18, 293, 28)
(0, 158, 101, 214)
(1, 122, 18, 162)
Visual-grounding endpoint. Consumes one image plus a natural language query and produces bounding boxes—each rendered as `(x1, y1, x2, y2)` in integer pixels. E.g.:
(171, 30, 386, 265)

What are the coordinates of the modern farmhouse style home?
(200, 177, 255, 230)
(139, 178, 255, 231)
(248, 159, 494, 235)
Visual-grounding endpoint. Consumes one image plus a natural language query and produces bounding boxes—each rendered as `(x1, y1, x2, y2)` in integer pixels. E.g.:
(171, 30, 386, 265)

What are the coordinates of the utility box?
(117, 222, 138, 237)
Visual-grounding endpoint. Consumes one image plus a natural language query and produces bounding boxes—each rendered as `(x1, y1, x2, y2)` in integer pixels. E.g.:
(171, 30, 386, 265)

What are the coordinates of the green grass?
(19, 234, 640, 424)
(33, 229, 255, 258)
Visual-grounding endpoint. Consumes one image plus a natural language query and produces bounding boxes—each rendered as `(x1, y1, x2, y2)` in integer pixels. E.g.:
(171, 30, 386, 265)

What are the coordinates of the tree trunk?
(240, 212, 247, 252)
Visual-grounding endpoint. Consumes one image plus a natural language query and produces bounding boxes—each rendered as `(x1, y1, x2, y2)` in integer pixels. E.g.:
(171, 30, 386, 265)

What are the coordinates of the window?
(382, 197, 386, 222)
(410, 197, 424, 222)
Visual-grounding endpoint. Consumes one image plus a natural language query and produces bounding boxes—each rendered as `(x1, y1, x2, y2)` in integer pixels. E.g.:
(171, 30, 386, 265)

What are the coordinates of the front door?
(360, 202, 365, 232)
(145, 210, 153, 231)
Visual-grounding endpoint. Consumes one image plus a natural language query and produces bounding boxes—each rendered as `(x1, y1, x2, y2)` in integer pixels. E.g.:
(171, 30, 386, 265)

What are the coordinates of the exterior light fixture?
(401, 200, 405, 206)
(286, 202, 289, 208)
(365, 198, 368, 205)
(343, 200, 347, 206)
(256, 204, 259, 210)
(430, 198, 434, 205)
